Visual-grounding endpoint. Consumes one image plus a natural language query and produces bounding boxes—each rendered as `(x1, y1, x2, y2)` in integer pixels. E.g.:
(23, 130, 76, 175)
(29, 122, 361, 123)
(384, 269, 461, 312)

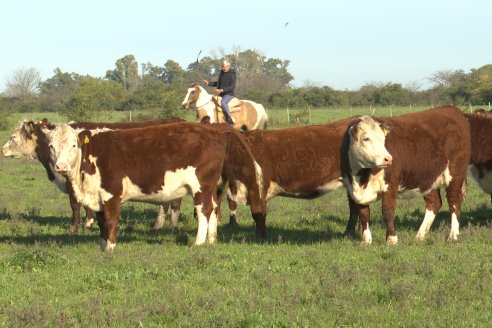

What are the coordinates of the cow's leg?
(215, 184, 225, 223)
(193, 191, 209, 246)
(248, 190, 267, 240)
(96, 211, 108, 249)
(252, 212, 267, 240)
(415, 189, 442, 241)
(381, 190, 398, 245)
(153, 204, 169, 230)
(66, 181, 81, 233)
(227, 195, 238, 225)
(343, 194, 359, 238)
(207, 192, 220, 244)
(84, 207, 95, 228)
(445, 179, 466, 241)
(99, 197, 121, 252)
(169, 198, 181, 229)
(358, 204, 372, 244)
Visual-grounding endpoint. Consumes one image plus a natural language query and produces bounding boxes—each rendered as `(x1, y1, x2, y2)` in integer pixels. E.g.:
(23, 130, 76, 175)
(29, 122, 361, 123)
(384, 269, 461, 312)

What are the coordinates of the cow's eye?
(363, 137, 371, 142)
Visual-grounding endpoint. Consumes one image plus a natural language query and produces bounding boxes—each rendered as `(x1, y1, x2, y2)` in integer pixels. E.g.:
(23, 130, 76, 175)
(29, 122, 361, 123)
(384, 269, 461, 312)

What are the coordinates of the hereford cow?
(341, 106, 471, 244)
(466, 112, 492, 201)
(45, 122, 266, 251)
(1, 117, 184, 232)
(205, 117, 368, 237)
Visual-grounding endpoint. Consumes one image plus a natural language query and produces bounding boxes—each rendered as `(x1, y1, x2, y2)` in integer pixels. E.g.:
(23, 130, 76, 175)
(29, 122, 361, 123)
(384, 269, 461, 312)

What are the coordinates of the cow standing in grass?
(341, 106, 471, 244)
(208, 117, 366, 236)
(466, 112, 492, 201)
(1, 118, 184, 232)
(45, 122, 266, 251)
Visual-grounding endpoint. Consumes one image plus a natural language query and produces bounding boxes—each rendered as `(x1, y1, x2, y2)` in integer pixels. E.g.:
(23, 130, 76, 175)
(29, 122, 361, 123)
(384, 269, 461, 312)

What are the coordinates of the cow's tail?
(222, 127, 267, 238)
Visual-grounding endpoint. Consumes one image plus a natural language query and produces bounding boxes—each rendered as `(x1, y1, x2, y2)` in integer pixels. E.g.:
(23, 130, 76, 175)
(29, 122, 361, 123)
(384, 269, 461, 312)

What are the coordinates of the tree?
(428, 69, 473, 105)
(4, 67, 41, 98)
(120, 77, 183, 119)
(38, 68, 82, 112)
(162, 60, 185, 85)
(470, 64, 492, 104)
(64, 77, 126, 121)
(105, 55, 139, 92)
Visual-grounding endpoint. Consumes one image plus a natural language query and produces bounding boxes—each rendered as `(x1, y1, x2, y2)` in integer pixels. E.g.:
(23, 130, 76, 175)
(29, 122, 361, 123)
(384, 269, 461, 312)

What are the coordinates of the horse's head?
(181, 83, 202, 109)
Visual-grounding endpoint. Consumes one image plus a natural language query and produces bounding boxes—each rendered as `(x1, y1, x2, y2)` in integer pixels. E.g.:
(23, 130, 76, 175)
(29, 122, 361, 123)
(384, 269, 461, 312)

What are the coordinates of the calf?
(341, 106, 471, 244)
(45, 122, 266, 251)
(1, 118, 184, 231)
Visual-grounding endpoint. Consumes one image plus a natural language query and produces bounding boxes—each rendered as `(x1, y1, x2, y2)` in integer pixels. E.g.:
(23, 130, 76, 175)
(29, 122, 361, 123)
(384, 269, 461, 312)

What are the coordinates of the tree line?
(1, 47, 491, 125)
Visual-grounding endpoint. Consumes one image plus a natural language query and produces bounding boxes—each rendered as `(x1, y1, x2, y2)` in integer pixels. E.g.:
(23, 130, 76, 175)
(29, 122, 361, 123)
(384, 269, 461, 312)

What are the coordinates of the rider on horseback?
(203, 60, 236, 125)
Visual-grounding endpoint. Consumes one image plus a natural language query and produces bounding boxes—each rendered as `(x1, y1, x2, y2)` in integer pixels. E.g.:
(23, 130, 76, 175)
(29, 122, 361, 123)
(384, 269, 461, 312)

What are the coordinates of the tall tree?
(162, 60, 185, 85)
(4, 67, 41, 98)
(105, 55, 139, 92)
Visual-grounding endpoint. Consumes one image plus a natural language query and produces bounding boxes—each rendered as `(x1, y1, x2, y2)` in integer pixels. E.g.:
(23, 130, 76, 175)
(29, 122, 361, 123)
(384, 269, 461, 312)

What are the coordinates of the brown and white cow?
(341, 106, 471, 244)
(45, 122, 266, 251)
(1, 118, 184, 232)
(466, 112, 492, 200)
(208, 117, 367, 235)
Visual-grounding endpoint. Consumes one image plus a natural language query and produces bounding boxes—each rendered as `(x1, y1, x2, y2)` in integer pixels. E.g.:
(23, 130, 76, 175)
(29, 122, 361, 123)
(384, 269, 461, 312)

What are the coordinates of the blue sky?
(1, 0, 491, 92)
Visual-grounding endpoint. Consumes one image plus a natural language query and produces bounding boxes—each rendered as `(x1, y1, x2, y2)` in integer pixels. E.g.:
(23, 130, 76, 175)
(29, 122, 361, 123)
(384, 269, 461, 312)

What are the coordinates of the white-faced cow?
(341, 106, 471, 244)
(45, 122, 266, 252)
(1, 118, 185, 232)
(208, 117, 366, 236)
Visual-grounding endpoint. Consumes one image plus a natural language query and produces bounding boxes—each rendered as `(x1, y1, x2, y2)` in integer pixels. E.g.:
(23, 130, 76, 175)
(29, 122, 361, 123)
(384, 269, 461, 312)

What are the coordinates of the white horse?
(182, 83, 268, 130)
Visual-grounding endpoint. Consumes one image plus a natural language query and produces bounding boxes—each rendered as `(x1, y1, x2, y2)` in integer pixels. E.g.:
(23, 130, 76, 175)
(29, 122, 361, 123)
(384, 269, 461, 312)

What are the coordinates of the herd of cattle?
(2, 105, 492, 252)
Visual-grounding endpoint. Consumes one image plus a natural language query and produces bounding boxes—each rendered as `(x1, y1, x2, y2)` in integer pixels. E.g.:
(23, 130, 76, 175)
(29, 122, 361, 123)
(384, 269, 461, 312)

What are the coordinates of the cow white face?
(348, 116, 393, 171)
(1, 120, 37, 159)
(46, 124, 81, 174)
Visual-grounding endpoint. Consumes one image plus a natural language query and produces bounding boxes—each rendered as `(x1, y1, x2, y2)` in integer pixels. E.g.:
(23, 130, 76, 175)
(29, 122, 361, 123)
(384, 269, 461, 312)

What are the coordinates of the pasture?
(0, 108, 492, 327)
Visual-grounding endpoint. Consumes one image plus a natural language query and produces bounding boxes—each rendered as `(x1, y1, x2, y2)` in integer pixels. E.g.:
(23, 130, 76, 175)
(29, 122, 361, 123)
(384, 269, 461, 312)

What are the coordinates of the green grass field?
(1, 108, 491, 327)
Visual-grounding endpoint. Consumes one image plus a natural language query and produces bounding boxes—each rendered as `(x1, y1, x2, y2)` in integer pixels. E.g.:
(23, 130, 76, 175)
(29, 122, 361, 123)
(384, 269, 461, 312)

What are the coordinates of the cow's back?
(85, 123, 226, 195)
(383, 106, 470, 191)
(245, 118, 353, 197)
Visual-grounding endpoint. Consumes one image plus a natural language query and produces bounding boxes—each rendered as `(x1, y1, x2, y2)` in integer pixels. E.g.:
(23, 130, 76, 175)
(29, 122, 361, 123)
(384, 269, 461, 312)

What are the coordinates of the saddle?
(212, 96, 242, 113)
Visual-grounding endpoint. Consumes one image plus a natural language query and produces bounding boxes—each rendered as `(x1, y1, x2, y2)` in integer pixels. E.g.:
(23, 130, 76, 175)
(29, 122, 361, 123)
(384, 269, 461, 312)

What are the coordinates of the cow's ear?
(38, 118, 48, 125)
(379, 121, 393, 137)
(349, 118, 362, 141)
(78, 130, 91, 145)
(21, 121, 36, 138)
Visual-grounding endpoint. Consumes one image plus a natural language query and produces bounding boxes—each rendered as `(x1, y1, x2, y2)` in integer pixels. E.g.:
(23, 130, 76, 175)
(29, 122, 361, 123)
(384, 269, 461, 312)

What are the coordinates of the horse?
(182, 83, 268, 130)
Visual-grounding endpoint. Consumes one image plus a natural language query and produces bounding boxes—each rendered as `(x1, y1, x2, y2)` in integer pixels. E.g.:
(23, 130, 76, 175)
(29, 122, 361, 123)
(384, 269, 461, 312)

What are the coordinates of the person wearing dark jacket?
(203, 60, 236, 125)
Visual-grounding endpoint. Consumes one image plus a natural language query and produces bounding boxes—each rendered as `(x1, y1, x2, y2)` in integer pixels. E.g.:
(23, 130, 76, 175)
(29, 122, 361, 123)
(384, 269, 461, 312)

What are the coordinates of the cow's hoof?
(386, 235, 398, 245)
(84, 218, 95, 228)
(361, 229, 372, 245)
(99, 238, 116, 253)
